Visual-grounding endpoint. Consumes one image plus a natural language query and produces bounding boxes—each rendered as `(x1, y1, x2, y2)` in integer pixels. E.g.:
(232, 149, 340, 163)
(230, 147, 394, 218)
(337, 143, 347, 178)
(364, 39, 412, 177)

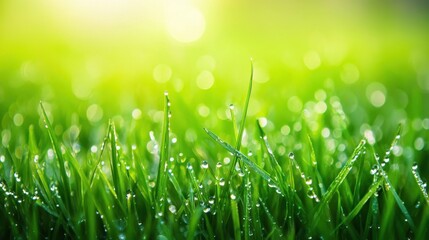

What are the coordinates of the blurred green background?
(1, 0, 429, 146)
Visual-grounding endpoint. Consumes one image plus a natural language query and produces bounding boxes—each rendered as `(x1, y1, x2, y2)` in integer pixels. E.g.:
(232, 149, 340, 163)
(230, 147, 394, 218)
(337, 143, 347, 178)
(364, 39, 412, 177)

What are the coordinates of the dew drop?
(305, 177, 312, 185)
(415, 201, 421, 209)
(126, 190, 132, 200)
(288, 152, 295, 160)
(229, 104, 235, 111)
(383, 157, 389, 163)
(201, 160, 209, 169)
(187, 163, 193, 170)
(219, 178, 225, 186)
(230, 194, 236, 200)
(370, 165, 378, 175)
(412, 162, 418, 170)
(203, 207, 211, 213)
(168, 205, 177, 214)
(268, 181, 277, 189)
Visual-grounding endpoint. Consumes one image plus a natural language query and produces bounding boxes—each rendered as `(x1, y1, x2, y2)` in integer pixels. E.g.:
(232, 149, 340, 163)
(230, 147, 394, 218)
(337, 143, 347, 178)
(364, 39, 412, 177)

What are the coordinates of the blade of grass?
(39, 102, 72, 212)
(229, 58, 253, 172)
(416, 206, 429, 239)
(231, 197, 241, 240)
(257, 119, 305, 233)
(187, 163, 208, 205)
(90, 123, 112, 187)
(363, 170, 381, 239)
(333, 176, 384, 233)
(411, 163, 429, 205)
(155, 92, 171, 216)
(374, 125, 415, 230)
(256, 120, 287, 192)
(252, 196, 263, 239)
(167, 170, 186, 204)
(186, 207, 203, 240)
(131, 147, 153, 204)
(288, 152, 320, 203)
(337, 125, 412, 233)
(376, 162, 415, 231)
(312, 139, 366, 228)
(377, 168, 415, 229)
(259, 197, 282, 239)
(243, 171, 250, 240)
(307, 135, 325, 195)
(218, 59, 254, 218)
(204, 128, 273, 184)
(109, 120, 124, 205)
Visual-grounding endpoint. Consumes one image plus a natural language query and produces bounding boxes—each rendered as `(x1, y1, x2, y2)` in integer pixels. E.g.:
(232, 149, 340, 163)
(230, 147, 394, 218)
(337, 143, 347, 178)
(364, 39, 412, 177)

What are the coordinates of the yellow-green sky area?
(0, 0, 429, 121)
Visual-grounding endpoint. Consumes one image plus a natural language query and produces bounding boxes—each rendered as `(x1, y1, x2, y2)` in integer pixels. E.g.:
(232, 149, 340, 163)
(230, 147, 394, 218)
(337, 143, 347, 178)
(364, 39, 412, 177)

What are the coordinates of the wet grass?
(0, 71, 428, 239)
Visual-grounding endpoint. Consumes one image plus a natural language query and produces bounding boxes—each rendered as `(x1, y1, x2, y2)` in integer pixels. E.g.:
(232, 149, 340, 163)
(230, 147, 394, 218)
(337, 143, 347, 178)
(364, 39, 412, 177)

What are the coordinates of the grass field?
(1, 0, 429, 239)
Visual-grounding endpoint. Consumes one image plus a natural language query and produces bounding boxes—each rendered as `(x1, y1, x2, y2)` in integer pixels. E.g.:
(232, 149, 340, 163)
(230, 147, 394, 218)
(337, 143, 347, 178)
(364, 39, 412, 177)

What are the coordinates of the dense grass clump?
(0, 73, 428, 239)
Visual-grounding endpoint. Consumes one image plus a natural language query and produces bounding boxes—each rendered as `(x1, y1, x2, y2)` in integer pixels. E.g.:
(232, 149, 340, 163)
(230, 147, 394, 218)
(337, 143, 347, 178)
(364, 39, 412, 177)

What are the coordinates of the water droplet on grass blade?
(370, 165, 378, 175)
(383, 157, 390, 163)
(168, 205, 176, 214)
(305, 177, 312, 185)
(219, 178, 225, 186)
(230, 194, 236, 200)
(201, 160, 209, 169)
(186, 163, 193, 170)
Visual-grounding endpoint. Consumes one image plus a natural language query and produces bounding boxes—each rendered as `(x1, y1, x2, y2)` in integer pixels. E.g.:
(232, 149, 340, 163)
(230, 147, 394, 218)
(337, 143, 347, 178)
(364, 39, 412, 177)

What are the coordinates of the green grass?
(1, 69, 429, 239)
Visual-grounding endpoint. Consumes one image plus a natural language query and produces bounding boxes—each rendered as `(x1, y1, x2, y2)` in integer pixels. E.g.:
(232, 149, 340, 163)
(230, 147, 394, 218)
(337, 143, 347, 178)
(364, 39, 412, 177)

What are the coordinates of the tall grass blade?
(186, 207, 203, 240)
(313, 139, 366, 227)
(109, 121, 124, 204)
(307, 135, 325, 195)
(39, 102, 72, 211)
(375, 125, 415, 230)
(155, 92, 171, 215)
(259, 197, 282, 238)
(219, 60, 254, 213)
(411, 163, 429, 205)
(243, 172, 251, 240)
(229, 58, 253, 172)
(334, 176, 384, 233)
(231, 197, 242, 240)
(256, 120, 286, 186)
(89, 123, 112, 187)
